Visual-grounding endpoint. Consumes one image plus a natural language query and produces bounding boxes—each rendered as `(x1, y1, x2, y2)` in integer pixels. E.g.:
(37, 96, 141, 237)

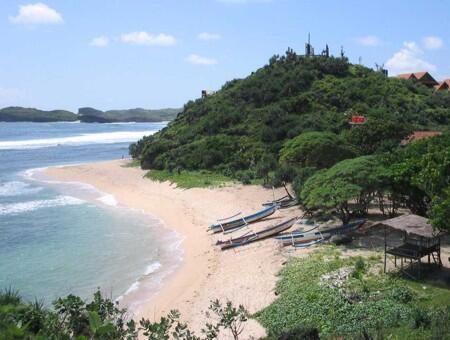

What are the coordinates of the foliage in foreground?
(256, 248, 450, 339)
(0, 289, 249, 340)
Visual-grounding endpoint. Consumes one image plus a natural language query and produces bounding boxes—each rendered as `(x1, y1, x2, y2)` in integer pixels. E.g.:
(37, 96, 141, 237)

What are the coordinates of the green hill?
(0, 107, 78, 122)
(0, 107, 180, 123)
(78, 107, 180, 123)
(131, 49, 450, 174)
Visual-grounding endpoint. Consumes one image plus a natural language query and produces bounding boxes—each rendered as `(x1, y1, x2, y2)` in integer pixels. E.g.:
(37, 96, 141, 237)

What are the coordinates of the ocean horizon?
(0, 122, 182, 314)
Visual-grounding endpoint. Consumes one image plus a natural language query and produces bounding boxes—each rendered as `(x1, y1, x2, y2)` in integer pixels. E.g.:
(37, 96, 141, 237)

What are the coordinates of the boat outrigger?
(276, 219, 366, 247)
(217, 216, 298, 250)
(209, 204, 277, 234)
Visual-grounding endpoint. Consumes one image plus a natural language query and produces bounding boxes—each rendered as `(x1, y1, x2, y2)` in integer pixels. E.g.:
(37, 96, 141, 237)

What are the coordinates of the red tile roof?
(435, 81, 449, 91)
(397, 73, 416, 80)
(400, 131, 442, 145)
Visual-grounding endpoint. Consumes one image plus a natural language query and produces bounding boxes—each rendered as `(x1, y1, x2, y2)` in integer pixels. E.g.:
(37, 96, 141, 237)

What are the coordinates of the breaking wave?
(0, 196, 85, 216)
(0, 130, 157, 150)
(0, 181, 43, 197)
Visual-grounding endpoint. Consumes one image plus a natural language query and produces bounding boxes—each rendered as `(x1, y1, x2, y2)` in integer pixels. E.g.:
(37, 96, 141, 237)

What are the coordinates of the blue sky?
(1, 0, 449, 111)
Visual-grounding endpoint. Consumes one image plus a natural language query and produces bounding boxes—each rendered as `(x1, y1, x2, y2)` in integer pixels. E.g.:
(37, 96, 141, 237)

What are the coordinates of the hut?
(378, 214, 445, 279)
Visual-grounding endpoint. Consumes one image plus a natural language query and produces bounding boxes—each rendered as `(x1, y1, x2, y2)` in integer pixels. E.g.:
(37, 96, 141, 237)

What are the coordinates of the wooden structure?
(435, 80, 450, 91)
(397, 71, 439, 88)
(400, 131, 442, 146)
(380, 214, 444, 279)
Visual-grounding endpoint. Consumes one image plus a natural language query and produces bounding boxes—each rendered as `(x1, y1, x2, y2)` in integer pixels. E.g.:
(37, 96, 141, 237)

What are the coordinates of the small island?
(0, 106, 180, 123)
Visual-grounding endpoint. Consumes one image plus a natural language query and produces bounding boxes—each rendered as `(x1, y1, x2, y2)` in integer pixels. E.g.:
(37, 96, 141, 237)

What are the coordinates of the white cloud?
(385, 41, 436, 74)
(423, 36, 443, 50)
(90, 36, 109, 47)
(198, 32, 221, 41)
(356, 35, 382, 47)
(9, 3, 63, 25)
(186, 54, 217, 65)
(120, 32, 176, 46)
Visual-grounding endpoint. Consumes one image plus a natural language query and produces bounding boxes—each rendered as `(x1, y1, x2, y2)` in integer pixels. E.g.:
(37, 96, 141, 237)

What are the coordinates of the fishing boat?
(209, 204, 277, 234)
(217, 216, 298, 250)
(263, 184, 299, 209)
(277, 219, 366, 247)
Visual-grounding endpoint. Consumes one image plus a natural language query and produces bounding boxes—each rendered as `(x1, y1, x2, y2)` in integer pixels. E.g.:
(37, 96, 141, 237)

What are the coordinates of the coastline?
(44, 159, 301, 338)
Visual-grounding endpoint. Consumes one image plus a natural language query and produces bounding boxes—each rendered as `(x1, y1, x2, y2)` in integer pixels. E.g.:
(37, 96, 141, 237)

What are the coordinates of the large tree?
(301, 155, 388, 223)
(280, 131, 356, 169)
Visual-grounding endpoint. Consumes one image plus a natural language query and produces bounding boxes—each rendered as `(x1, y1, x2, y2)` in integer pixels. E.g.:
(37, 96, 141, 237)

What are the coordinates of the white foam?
(144, 262, 162, 275)
(0, 181, 43, 197)
(0, 130, 157, 150)
(121, 281, 140, 297)
(0, 195, 84, 216)
(97, 194, 118, 206)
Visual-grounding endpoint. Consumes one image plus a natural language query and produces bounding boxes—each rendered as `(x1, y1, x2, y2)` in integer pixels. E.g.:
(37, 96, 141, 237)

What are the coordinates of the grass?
(122, 159, 141, 168)
(145, 169, 233, 188)
(255, 247, 450, 339)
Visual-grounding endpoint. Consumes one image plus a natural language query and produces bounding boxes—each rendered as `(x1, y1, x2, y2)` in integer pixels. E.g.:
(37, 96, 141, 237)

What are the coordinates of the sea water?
(0, 122, 182, 313)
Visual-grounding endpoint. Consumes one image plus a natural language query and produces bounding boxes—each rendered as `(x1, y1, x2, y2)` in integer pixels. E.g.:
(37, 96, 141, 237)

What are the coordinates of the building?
(400, 131, 442, 146)
(201, 90, 216, 99)
(396, 71, 439, 88)
(435, 79, 450, 91)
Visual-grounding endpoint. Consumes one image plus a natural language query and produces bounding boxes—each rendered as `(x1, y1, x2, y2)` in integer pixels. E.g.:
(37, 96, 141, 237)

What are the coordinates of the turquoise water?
(0, 122, 181, 312)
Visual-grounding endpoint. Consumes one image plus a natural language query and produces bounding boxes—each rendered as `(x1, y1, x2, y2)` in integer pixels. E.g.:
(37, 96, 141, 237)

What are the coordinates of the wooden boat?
(263, 184, 299, 209)
(293, 237, 328, 249)
(277, 220, 365, 247)
(209, 204, 277, 234)
(217, 217, 298, 250)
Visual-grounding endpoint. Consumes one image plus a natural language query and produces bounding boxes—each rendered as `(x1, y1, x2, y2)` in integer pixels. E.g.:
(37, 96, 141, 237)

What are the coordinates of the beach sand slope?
(46, 160, 301, 339)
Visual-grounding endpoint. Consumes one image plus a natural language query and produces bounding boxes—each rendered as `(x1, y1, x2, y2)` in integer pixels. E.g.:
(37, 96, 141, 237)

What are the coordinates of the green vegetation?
(280, 131, 356, 169)
(0, 288, 250, 339)
(78, 107, 180, 123)
(146, 170, 232, 188)
(0, 106, 78, 122)
(130, 49, 450, 231)
(0, 106, 180, 123)
(256, 248, 450, 339)
(131, 51, 449, 174)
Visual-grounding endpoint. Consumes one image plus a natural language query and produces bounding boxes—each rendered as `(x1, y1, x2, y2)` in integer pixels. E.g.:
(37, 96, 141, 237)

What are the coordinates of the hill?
(131, 49, 450, 174)
(0, 107, 180, 123)
(0, 107, 78, 122)
(77, 107, 179, 123)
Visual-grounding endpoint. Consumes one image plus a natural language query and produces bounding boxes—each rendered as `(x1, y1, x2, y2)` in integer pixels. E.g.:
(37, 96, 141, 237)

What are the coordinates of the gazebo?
(379, 214, 444, 279)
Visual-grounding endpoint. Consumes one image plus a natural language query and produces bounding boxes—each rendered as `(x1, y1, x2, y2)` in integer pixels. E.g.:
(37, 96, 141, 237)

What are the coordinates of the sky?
(1, 0, 449, 112)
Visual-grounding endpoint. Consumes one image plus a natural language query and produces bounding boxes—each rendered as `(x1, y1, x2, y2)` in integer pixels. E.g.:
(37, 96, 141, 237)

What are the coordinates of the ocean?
(0, 122, 182, 313)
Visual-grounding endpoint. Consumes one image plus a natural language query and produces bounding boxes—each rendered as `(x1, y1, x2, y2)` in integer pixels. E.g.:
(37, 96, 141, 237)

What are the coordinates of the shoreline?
(44, 159, 301, 337)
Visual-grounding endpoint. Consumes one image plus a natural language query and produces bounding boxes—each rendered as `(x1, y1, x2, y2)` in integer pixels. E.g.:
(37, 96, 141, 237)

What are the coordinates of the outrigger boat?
(217, 216, 298, 251)
(263, 184, 298, 209)
(277, 219, 366, 247)
(209, 204, 277, 234)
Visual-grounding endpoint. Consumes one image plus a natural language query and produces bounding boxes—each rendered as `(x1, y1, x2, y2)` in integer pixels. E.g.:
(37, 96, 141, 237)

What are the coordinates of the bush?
(388, 287, 414, 304)
(235, 170, 255, 185)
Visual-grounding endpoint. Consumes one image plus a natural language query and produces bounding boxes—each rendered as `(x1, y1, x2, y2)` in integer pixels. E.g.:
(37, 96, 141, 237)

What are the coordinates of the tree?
(280, 131, 356, 169)
(301, 156, 388, 223)
(429, 187, 450, 232)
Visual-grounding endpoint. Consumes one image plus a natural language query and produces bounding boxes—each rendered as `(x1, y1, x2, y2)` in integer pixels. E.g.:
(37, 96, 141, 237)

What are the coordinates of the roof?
(435, 81, 449, 91)
(397, 73, 416, 80)
(413, 72, 429, 79)
(378, 214, 438, 238)
(396, 72, 438, 86)
(400, 131, 442, 145)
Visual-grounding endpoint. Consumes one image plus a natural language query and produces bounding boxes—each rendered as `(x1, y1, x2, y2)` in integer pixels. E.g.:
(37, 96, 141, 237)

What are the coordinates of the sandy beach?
(45, 159, 302, 338)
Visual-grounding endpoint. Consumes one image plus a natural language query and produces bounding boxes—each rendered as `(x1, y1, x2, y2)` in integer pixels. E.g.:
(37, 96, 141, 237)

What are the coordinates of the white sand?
(45, 160, 302, 338)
